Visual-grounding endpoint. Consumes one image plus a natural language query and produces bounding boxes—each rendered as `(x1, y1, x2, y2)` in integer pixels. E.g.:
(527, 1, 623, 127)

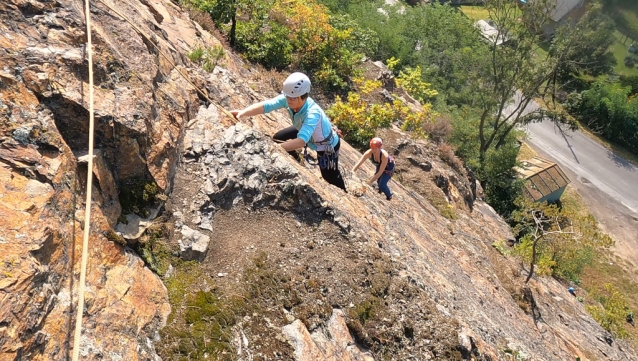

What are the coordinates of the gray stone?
(178, 225, 210, 261)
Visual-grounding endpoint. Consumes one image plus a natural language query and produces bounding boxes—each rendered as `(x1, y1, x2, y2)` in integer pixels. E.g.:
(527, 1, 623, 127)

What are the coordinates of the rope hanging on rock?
(70, 1, 244, 357)
(71, 0, 96, 359)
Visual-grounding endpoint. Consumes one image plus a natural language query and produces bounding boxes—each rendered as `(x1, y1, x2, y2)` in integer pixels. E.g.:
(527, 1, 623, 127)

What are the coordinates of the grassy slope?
(611, 31, 638, 76)
(605, 0, 638, 76)
(518, 144, 638, 347)
(459, 5, 490, 21)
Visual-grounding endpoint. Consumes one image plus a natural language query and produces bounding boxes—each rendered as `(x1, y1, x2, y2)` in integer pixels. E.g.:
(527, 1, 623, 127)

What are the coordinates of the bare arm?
(352, 150, 372, 173)
(281, 138, 305, 151)
(368, 150, 388, 184)
(230, 102, 265, 119)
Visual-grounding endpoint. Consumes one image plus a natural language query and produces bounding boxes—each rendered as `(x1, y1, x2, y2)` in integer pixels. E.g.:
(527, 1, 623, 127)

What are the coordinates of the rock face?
(1, 0, 637, 360)
(0, 0, 211, 358)
(282, 310, 374, 361)
(173, 101, 638, 360)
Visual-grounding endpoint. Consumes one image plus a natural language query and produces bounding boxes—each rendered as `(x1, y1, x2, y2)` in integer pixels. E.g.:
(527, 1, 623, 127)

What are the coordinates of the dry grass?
(249, 66, 287, 95)
(557, 185, 638, 348)
(423, 115, 453, 144)
(438, 143, 464, 173)
(559, 186, 589, 218)
(185, 7, 231, 48)
(517, 142, 537, 161)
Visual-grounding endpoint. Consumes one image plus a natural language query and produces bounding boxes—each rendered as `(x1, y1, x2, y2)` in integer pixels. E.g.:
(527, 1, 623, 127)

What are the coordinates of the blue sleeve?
(262, 94, 287, 113)
(297, 108, 321, 144)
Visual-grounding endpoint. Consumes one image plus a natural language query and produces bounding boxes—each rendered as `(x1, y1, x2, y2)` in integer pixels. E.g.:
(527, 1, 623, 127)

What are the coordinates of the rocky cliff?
(0, 0, 636, 360)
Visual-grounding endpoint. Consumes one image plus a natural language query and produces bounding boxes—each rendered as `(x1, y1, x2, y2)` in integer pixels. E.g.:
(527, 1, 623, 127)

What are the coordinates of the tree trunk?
(229, 5, 237, 47)
(525, 238, 539, 284)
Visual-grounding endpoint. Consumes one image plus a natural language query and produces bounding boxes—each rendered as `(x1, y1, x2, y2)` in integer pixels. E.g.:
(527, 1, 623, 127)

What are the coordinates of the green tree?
(551, 2, 616, 80)
(511, 198, 613, 284)
(450, 107, 523, 216)
(567, 80, 638, 152)
(341, 2, 487, 103)
(619, 74, 638, 96)
(461, 0, 617, 181)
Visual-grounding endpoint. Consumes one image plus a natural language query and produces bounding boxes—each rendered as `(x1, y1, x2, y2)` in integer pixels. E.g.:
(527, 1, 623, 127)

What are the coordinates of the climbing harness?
(372, 152, 395, 176)
(383, 155, 396, 176)
(304, 145, 338, 170)
(303, 130, 338, 170)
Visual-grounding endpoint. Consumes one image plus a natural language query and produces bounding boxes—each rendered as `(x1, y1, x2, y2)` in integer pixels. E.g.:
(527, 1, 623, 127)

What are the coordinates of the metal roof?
(515, 157, 570, 201)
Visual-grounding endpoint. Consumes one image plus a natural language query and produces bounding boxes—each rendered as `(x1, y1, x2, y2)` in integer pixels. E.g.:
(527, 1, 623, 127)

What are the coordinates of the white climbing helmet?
(282, 72, 311, 98)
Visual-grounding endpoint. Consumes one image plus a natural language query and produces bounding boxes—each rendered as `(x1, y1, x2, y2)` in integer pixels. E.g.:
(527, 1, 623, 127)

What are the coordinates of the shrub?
(183, 0, 375, 88)
(327, 79, 436, 147)
(423, 115, 452, 144)
(586, 284, 631, 338)
(438, 143, 464, 173)
(187, 45, 225, 72)
(395, 66, 439, 104)
(187, 46, 205, 63)
(235, 21, 293, 70)
(203, 45, 225, 71)
(619, 74, 638, 95)
(185, 5, 218, 33)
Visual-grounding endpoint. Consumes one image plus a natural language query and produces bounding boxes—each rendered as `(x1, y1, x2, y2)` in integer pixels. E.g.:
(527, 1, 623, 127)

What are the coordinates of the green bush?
(184, 0, 372, 87)
(395, 66, 439, 104)
(187, 45, 226, 72)
(187, 46, 205, 63)
(567, 80, 638, 154)
(235, 21, 293, 70)
(327, 79, 435, 147)
(586, 284, 631, 338)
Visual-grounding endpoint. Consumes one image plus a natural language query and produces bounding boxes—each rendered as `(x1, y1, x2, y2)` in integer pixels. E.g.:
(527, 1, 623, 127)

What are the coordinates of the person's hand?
(230, 110, 242, 119)
(367, 179, 374, 186)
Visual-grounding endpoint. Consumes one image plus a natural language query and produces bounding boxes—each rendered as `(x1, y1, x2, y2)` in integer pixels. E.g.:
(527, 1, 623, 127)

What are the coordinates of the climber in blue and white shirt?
(231, 72, 346, 192)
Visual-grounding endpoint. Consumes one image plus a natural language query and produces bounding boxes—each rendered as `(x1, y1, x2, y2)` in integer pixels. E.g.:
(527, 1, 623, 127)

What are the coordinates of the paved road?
(522, 108, 638, 213)
(503, 91, 638, 213)
(507, 93, 638, 280)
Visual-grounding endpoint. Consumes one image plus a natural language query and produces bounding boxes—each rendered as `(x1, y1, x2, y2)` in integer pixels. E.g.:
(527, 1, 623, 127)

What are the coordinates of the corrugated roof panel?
(546, 167, 569, 188)
(538, 170, 560, 190)
(532, 174, 553, 196)
(517, 157, 571, 201)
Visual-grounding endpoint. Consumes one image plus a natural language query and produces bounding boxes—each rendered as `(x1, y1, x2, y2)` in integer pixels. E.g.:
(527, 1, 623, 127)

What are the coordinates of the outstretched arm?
(352, 150, 372, 173)
(230, 102, 265, 119)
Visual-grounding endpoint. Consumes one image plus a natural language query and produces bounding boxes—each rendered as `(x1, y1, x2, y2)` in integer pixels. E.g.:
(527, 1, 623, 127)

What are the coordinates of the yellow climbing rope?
(71, 0, 96, 359)
(70, 1, 244, 357)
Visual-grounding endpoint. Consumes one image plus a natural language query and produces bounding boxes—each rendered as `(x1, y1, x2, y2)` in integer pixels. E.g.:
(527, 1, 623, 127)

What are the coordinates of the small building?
(475, 20, 509, 46)
(519, 0, 585, 35)
(516, 157, 570, 203)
